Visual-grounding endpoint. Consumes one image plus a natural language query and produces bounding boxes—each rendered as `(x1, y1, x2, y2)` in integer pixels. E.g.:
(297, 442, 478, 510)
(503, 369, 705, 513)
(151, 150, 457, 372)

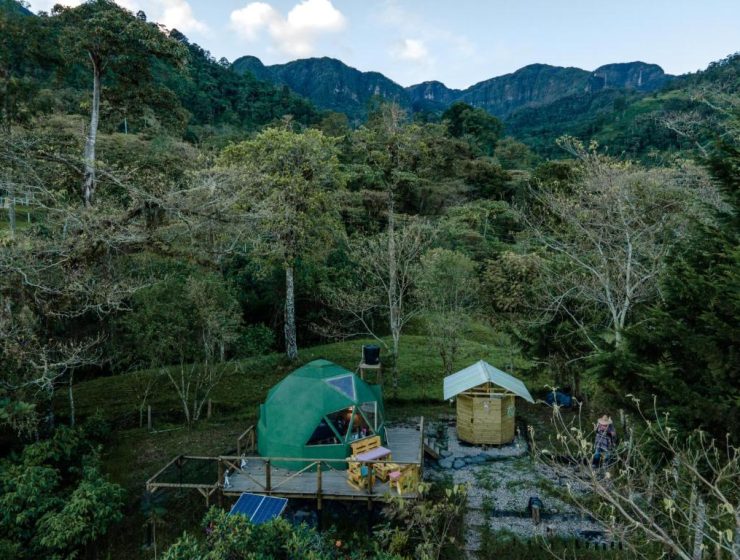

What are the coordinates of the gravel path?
(426, 425, 607, 557)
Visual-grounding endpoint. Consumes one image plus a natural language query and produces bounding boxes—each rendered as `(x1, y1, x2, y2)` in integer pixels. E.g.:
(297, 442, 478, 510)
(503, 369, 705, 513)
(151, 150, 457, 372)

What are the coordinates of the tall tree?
(323, 218, 433, 394)
(54, 0, 185, 206)
(331, 103, 459, 388)
(219, 127, 343, 360)
(526, 137, 721, 351)
(417, 248, 479, 375)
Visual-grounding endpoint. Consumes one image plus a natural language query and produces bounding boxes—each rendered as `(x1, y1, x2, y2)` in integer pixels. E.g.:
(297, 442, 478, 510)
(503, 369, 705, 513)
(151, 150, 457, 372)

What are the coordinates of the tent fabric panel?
(443, 360, 534, 403)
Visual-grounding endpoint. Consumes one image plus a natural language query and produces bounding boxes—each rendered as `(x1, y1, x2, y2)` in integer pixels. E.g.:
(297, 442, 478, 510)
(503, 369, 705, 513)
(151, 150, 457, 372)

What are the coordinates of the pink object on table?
(355, 446, 392, 462)
(388, 470, 401, 481)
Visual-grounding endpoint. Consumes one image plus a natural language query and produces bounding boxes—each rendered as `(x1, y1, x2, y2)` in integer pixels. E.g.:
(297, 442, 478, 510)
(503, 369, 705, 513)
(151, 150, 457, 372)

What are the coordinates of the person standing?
(593, 414, 617, 467)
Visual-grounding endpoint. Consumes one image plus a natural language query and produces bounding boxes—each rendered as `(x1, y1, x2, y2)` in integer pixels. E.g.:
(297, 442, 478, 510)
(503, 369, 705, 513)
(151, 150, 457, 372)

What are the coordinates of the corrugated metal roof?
(443, 360, 534, 402)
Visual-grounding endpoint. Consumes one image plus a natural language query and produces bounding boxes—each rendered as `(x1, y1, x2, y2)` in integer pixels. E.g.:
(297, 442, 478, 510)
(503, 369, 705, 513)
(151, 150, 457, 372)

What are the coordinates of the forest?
(0, 1, 738, 559)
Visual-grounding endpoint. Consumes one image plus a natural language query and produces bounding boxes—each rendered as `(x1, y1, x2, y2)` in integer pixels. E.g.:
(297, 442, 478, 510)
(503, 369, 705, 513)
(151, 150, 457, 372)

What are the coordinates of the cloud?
(29, 0, 208, 35)
(392, 39, 429, 63)
(231, 0, 346, 57)
(155, 0, 207, 34)
(28, 0, 83, 10)
(230, 2, 277, 41)
(378, 0, 477, 68)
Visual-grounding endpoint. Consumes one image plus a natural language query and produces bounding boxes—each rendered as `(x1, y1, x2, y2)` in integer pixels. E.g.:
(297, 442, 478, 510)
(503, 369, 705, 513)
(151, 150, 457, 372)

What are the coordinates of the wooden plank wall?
(456, 393, 516, 444)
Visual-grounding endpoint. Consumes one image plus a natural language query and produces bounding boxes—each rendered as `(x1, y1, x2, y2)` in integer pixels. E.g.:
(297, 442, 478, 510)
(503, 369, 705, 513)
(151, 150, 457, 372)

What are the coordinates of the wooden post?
(316, 463, 322, 511)
(528, 424, 535, 463)
(147, 405, 152, 431)
(418, 416, 425, 480)
(265, 460, 271, 493)
(207, 399, 212, 419)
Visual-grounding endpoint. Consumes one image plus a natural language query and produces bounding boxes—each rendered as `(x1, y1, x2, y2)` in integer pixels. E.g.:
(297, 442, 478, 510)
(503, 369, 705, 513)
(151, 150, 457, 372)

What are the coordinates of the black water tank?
(362, 345, 380, 365)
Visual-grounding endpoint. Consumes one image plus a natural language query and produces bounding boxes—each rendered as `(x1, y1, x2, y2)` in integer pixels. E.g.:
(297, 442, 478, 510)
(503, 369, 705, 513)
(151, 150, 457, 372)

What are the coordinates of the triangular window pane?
(306, 418, 341, 446)
(348, 407, 373, 441)
(359, 402, 377, 431)
(326, 408, 352, 440)
(326, 375, 355, 400)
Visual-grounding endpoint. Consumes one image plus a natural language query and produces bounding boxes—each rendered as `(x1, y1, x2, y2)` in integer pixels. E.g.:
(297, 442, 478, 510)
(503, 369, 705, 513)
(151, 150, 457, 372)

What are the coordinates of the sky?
(28, 0, 740, 89)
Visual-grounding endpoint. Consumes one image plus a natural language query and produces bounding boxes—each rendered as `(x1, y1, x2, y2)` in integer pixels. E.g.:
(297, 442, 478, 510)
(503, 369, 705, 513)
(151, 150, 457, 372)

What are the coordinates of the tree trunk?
(68, 369, 75, 427)
(83, 57, 101, 207)
(387, 196, 400, 394)
(284, 264, 298, 360)
(1, 74, 10, 133)
(614, 328, 623, 349)
(691, 497, 706, 560)
(7, 196, 15, 237)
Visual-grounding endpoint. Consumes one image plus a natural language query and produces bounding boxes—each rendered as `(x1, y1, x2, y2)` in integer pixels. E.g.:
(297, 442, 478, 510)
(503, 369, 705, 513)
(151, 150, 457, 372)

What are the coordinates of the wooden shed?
(443, 361, 534, 445)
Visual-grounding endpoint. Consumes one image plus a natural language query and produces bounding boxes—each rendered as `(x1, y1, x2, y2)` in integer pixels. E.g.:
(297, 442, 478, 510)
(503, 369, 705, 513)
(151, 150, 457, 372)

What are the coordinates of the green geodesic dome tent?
(257, 359, 386, 469)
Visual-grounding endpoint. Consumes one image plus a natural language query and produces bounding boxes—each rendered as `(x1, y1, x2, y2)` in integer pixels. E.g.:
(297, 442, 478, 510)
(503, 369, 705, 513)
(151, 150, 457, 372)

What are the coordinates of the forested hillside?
(228, 51, 739, 163)
(507, 54, 740, 158)
(233, 55, 410, 121)
(1, 1, 738, 559)
(233, 55, 672, 123)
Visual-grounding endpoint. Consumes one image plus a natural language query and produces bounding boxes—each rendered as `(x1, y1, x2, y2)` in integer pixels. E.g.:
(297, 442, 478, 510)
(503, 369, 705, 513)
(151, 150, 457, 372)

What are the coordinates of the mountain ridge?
(232, 55, 673, 120)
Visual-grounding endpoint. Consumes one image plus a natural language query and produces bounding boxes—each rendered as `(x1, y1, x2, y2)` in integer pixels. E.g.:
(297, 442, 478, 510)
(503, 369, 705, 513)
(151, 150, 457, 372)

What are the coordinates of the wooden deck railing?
(236, 425, 256, 456)
(218, 455, 422, 498)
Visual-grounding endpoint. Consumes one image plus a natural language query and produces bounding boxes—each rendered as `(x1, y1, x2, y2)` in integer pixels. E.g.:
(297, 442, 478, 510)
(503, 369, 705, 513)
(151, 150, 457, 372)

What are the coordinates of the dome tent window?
(306, 418, 341, 446)
(326, 408, 353, 440)
(326, 374, 356, 400)
(359, 401, 378, 431)
(349, 407, 372, 440)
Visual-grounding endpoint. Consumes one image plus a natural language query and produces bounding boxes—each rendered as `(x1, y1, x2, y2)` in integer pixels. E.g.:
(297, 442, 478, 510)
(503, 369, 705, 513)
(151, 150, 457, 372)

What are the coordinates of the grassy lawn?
(65, 332, 536, 428)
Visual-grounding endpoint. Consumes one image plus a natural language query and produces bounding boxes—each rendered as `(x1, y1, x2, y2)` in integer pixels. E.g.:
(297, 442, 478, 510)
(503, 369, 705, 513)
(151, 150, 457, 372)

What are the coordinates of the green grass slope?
(68, 333, 534, 429)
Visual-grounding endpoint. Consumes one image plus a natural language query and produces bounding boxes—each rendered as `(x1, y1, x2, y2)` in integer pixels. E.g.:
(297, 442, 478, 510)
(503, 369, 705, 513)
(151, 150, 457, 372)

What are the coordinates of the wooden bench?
(350, 435, 381, 456)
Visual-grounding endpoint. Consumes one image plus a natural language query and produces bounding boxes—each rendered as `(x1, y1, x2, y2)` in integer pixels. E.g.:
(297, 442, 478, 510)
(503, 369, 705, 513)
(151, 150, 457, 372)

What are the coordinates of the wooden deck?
(146, 422, 425, 504)
(222, 426, 423, 501)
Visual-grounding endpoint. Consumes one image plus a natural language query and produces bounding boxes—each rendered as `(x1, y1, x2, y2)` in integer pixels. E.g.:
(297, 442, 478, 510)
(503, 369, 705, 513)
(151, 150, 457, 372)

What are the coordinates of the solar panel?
(326, 375, 355, 400)
(229, 493, 288, 525)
